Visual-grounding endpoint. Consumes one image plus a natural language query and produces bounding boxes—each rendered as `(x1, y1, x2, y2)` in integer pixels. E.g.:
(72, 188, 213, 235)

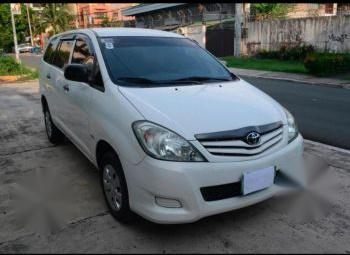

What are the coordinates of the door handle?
(63, 84, 70, 92)
(46, 73, 51, 79)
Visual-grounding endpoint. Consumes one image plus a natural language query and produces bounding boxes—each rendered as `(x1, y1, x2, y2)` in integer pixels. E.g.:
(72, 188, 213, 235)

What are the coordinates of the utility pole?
(10, 4, 20, 63)
(234, 3, 243, 57)
(26, 4, 34, 46)
(75, 3, 79, 28)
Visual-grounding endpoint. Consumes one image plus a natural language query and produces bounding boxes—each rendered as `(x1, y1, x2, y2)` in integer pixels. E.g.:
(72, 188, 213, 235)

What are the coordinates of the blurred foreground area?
(0, 81, 349, 253)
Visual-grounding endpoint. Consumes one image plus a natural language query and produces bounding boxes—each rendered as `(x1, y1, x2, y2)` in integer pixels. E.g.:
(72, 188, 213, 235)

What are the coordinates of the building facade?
(77, 3, 136, 28)
(287, 3, 337, 18)
(122, 3, 244, 57)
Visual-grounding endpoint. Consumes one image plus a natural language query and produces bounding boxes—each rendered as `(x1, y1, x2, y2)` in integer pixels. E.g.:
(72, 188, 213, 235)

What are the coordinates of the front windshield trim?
(98, 36, 238, 87)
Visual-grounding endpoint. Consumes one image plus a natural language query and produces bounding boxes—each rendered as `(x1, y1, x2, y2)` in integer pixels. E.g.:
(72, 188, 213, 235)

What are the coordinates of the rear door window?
(52, 40, 74, 69)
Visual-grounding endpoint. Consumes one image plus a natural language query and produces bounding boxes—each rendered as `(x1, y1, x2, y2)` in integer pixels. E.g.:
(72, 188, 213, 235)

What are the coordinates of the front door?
(49, 37, 75, 131)
(63, 35, 97, 157)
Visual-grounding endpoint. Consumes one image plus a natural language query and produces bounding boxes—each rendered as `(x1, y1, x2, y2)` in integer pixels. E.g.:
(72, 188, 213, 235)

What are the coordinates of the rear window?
(43, 38, 59, 64)
(52, 40, 74, 69)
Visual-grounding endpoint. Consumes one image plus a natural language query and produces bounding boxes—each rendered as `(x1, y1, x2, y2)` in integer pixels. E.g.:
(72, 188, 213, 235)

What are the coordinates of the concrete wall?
(176, 24, 206, 48)
(244, 14, 350, 55)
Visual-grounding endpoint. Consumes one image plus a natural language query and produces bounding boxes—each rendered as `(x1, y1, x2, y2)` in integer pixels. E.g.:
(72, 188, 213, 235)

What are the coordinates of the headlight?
(284, 108, 298, 142)
(132, 121, 206, 162)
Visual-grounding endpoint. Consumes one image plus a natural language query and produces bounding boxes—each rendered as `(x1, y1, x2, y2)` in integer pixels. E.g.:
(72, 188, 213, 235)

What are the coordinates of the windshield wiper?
(169, 76, 232, 83)
(116, 77, 162, 85)
(116, 76, 231, 87)
(117, 77, 202, 86)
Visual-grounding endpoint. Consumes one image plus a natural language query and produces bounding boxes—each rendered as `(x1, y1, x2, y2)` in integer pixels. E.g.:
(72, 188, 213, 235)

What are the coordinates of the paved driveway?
(0, 81, 349, 253)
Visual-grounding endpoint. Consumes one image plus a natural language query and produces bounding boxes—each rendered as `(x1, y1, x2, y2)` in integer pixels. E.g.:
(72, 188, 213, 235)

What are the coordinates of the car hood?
(119, 79, 286, 140)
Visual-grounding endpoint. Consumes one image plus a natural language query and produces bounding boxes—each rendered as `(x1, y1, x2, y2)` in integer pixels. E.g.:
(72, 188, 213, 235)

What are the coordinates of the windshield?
(98, 36, 235, 86)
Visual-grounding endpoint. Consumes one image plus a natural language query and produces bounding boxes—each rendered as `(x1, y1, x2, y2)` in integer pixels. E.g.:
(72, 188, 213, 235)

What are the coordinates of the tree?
(0, 4, 34, 52)
(32, 3, 75, 37)
(250, 3, 294, 20)
(100, 16, 111, 27)
(100, 16, 124, 28)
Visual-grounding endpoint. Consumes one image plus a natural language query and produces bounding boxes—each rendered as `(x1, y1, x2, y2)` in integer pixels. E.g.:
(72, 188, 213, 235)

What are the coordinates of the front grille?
(196, 121, 283, 157)
(201, 170, 283, 201)
(201, 182, 242, 201)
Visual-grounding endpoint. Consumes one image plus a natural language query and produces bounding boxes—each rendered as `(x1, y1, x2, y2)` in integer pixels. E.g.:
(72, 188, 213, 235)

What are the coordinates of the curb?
(228, 68, 350, 90)
(240, 75, 350, 89)
(305, 139, 350, 154)
(0, 78, 38, 85)
(0, 75, 21, 83)
(237, 73, 350, 90)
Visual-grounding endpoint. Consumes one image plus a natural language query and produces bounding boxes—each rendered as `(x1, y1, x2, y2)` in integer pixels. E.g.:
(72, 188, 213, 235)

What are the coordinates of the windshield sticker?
(100, 38, 113, 43)
(104, 42, 114, 49)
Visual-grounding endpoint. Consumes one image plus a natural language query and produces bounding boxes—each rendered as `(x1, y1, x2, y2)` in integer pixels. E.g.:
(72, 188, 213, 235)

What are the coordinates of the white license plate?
(242, 166, 275, 195)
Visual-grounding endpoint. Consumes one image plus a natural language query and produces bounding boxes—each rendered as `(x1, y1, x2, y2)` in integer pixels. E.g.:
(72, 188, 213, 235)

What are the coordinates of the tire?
(44, 107, 65, 144)
(100, 151, 134, 223)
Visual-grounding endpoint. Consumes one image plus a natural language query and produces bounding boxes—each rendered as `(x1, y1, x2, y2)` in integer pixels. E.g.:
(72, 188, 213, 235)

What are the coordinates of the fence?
(135, 13, 235, 30)
(244, 14, 350, 55)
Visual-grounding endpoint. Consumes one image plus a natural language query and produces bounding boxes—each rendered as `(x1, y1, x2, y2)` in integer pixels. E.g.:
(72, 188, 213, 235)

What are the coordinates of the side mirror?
(64, 64, 89, 83)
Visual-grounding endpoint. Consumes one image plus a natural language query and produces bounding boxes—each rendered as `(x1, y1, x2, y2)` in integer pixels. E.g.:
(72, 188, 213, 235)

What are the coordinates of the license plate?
(242, 166, 275, 195)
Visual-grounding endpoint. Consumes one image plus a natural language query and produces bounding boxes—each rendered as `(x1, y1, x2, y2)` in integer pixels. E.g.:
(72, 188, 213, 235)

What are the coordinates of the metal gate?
(206, 27, 234, 57)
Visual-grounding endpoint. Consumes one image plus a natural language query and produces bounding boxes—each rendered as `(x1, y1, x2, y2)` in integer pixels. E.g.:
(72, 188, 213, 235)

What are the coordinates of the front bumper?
(123, 134, 305, 224)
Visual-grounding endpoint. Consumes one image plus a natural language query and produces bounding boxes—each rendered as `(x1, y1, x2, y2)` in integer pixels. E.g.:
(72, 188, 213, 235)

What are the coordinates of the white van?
(39, 28, 306, 224)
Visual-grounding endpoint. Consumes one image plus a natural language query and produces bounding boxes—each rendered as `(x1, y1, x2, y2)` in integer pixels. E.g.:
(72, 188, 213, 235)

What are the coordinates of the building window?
(95, 12, 107, 19)
(205, 4, 221, 13)
(309, 3, 319, 9)
(325, 3, 334, 14)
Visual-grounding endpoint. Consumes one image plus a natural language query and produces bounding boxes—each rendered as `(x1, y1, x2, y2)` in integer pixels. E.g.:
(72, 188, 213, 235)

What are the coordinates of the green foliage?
(100, 17, 124, 28)
(257, 44, 315, 62)
(280, 44, 315, 61)
(304, 53, 350, 76)
(0, 4, 34, 52)
(256, 49, 280, 59)
(32, 3, 75, 37)
(250, 3, 294, 20)
(0, 56, 22, 75)
(221, 56, 307, 74)
(0, 3, 74, 52)
(0, 56, 38, 79)
(100, 17, 111, 27)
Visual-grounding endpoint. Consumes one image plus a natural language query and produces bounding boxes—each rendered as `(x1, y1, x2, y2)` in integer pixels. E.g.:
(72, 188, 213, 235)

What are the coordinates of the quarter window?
(52, 40, 74, 69)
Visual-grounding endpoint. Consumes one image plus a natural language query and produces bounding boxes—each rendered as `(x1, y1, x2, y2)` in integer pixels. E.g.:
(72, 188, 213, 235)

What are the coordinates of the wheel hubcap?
(103, 164, 122, 211)
(45, 111, 52, 138)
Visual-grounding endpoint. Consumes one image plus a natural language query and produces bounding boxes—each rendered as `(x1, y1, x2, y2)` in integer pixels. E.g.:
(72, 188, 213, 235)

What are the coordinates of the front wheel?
(100, 151, 134, 223)
(44, 108, 65, 144)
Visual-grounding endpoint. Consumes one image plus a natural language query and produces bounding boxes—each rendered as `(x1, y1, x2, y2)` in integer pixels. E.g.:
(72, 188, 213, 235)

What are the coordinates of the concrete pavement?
(0, 81, 349, 253)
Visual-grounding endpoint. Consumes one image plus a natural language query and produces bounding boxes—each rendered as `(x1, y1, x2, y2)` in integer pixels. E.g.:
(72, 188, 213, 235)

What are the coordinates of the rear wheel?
(100, 151, 134, 222)
(44, 108, 64, 144)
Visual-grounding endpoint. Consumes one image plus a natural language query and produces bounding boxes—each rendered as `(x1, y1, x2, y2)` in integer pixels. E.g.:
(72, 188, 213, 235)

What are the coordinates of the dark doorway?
(205, 22, 234, 57)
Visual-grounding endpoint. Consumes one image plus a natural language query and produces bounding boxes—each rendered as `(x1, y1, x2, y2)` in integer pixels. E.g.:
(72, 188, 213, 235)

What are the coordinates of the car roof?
(91, 28, 184, 38)
(54, 27, 184, 39)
